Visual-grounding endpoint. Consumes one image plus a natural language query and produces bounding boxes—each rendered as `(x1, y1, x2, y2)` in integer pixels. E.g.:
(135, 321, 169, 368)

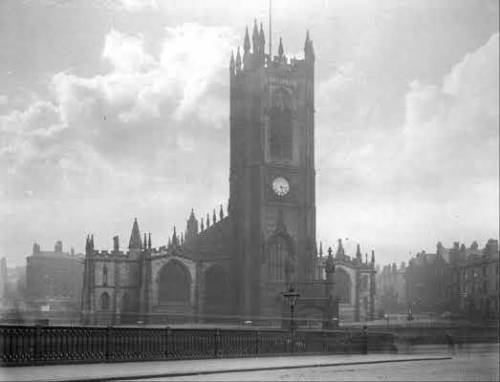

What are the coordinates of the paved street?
(131, 343, 499, 382)
(139, 352, 498, 381)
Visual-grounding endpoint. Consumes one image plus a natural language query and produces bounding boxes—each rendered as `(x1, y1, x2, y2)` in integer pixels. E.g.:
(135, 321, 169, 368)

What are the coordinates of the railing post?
(214, 329, 220, 358)
(362, 326, 368, 355)
(165, 327, 171, 359)
(34, 324, 42, 364)
(255, 331, 260, 355)
(105, 326, 111, 362)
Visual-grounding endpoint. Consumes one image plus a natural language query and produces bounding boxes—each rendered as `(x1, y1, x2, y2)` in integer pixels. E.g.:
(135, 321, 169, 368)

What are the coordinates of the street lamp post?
(283, 285, 300, 352)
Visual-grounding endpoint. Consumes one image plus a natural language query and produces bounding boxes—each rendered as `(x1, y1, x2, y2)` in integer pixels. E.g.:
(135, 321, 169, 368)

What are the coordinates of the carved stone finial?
(325, 247, 335, 274)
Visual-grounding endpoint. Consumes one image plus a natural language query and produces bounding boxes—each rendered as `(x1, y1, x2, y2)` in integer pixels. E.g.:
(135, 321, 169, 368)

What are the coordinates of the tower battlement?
(229, 21, 314, 79)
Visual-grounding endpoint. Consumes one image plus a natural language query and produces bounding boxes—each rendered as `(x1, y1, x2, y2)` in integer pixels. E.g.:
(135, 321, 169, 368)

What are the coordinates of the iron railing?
(0, 325, 395, 366)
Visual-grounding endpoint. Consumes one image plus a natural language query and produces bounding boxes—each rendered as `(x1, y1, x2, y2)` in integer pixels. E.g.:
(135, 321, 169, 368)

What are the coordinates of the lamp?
(282, 285, 300, 332)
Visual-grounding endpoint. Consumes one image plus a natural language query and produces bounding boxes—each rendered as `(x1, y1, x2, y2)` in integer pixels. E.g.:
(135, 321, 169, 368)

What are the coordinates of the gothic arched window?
(270, 89, 293, 161)
(268, 236, 289, 282)
(158, 261, 191, 304)
(100, 292, 110, 311)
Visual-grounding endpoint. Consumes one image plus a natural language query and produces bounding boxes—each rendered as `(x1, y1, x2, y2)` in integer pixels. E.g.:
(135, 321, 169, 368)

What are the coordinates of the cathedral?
(81, 21, 376, 327)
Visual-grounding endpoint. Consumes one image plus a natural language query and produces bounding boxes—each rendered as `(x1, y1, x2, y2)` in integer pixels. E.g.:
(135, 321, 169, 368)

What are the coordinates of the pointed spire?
(143, 233, 147, 249)
(304, 30, 315, 62)
(200, 219, 204, 232)
(172, 226, 178, 246)
(129, 218, 142, 249)
(278, 37, 284, 58)
(319, 241, 323, 258)
(212, 209, 217, 225)
(206, 213, 210, 228)
(252, 19, 259, 54)
(85, 235, 90, 253)
(230, 51, 235, 73)
(186, 208, 199, 242)
(257, 22, 265, 64)
(365, 253, 368, 264)
(90, 234, 94, 250)
(371, 250, 375, 264)
(219, 204, 224, 220)
(235, 46, 242, 71)
(148, 233, 152, 249)
(243, 26, 250, 53)
(335, 238, 344, 258)
(356, 244, 362, 261)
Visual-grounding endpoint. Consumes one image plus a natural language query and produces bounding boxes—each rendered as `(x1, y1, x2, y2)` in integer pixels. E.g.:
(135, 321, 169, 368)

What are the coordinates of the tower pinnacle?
(129, 218, 141, 249)
(243, 26, 250, 54)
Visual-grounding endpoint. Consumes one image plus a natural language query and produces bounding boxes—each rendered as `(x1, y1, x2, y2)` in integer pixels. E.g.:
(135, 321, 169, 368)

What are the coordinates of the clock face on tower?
(272, 177, 290, 196)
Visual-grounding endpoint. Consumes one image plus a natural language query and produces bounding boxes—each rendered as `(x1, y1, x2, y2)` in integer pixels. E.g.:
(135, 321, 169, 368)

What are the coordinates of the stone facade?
(81, 22, 376, 326)
(317, 241, 376, 322)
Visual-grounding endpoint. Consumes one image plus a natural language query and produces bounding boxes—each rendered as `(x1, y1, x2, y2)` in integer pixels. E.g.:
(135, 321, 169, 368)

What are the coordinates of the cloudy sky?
(0, 0, 498, 267)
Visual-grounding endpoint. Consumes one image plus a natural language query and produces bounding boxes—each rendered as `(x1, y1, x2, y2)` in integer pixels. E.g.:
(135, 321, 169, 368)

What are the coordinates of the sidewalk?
(0, 353, 452, 382)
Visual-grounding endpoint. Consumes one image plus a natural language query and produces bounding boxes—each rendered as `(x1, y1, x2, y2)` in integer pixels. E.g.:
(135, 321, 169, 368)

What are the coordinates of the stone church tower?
(81, 21, 376, 327)
(228, 22, 317, 318)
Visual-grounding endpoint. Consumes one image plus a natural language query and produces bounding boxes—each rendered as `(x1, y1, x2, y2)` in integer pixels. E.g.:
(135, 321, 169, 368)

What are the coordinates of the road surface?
(135, 343, 499, 381)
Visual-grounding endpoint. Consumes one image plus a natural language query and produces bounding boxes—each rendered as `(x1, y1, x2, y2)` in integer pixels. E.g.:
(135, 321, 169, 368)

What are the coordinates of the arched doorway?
(157, 260, 191, 305)
(203, 265, 231, 322)
(335, 268, 352, 304)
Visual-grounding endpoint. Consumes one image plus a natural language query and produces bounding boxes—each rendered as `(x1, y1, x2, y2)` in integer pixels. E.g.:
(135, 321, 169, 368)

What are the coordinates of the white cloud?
(401, 32, 499, 181)
(102, 30, 155, 73)
(316, 32, 499, 261)
(51, 25, 234, 125)
(0, 23, 234, 261)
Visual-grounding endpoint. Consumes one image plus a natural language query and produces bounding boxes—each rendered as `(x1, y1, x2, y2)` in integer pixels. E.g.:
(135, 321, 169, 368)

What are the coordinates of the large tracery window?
(269, 89, 293, 161)
(268, 236, 289, 282)
(158, 261, 191, 304)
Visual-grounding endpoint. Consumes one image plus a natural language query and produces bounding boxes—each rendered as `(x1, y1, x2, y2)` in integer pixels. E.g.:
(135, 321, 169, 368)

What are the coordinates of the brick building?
(26, 241, 83, 316)
(406, 239, 499, 320)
